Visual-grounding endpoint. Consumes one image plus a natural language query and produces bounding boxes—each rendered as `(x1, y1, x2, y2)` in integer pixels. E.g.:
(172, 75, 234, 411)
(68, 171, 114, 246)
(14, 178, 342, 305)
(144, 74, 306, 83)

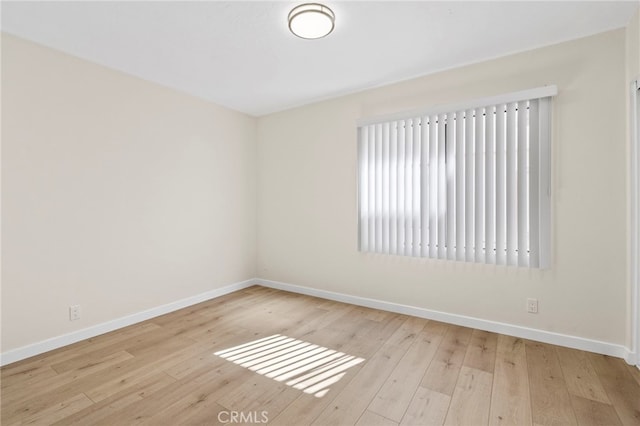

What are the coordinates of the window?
(357, 86, 556, 268)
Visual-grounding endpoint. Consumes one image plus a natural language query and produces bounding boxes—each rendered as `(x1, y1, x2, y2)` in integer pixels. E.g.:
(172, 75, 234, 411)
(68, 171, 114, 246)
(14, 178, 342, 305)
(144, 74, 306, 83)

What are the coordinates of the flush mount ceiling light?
(288, 3, 335, 39)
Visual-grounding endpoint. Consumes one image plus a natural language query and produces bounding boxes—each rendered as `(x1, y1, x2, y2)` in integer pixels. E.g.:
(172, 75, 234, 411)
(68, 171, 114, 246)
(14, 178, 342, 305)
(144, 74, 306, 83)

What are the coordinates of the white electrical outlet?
(69, 305, 81, 321)
(527, 298, 538, 314)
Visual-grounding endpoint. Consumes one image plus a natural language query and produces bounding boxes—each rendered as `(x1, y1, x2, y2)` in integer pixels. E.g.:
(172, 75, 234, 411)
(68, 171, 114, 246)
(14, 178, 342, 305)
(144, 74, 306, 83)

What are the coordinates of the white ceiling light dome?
(288, 3, 335, 40)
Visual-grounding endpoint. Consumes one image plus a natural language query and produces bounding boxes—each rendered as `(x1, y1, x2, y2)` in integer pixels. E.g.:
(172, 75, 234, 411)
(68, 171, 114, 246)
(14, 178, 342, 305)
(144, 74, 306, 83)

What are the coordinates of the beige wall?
(1, 24, 633, 355)
(1, 34, 257, 352)
(257, 29, 628, 345)
(627, 8, 640, 82)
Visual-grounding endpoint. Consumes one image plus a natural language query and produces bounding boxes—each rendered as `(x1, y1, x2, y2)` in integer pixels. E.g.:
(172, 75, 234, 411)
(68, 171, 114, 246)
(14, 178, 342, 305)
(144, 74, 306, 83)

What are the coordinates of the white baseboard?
(625, 350, 639, 367)
(0, 279, 255, 366)
(255, 278, 633, 363)
(2, 277, 634, 367)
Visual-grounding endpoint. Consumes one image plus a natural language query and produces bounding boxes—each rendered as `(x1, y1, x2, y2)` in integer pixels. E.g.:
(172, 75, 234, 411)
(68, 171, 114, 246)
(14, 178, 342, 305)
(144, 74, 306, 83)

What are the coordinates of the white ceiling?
(2, 1, 638, 116)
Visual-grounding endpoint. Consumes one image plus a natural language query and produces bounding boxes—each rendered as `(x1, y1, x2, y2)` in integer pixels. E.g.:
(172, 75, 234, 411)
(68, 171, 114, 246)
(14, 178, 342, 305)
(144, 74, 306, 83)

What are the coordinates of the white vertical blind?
(475, 106, 485, 263)
(382, 123, 390, 254)
(390, 123, 398, 254)
(495, 104, 507, 265)
(429, 114, 438, 259)
(528, 100, 540, 268)
(413, 118, 421, 257)
(517, 101, 528, 267)
(485, 105, 496, 265)
(506, 102, 517, 266)
(455, 110, 465, 262)
(437, 113, 447, 259)
(357, 86, 555, 268)
(446, 112, 456, 260)
(420, 116, 429, 257)
(538, 98, 552, 268)
(464, 109, 475, 262)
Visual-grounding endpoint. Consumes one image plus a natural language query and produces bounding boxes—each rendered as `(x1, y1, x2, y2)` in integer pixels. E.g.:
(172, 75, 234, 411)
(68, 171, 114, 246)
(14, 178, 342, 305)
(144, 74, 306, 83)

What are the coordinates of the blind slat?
(446, 113, 456, 260)
(529, 100, 540, 268)
(397, 121, 406, 255)
(359, 127, 368, 251)
(485, 105, 496, 264)
(506, 103, 518, 266)
(465, 109, 475, 262)
(455, 110, 466, 261)
(382, 123, 390, 254)
(517, 101, 529, 267)
(405, 119, 414, 256)
(368, 125, 375, 253)
(390, 122, 398, 254)
(420, 117, 429, 257)
(496, 104, 507, 265)
(539, 98, 552, 268)
(475, 107, 485, 263)
(413, 118, 421, 257)
(437, 113, 447, 259)
(429, 114, 438, 259)
(375, 124, 383, 253)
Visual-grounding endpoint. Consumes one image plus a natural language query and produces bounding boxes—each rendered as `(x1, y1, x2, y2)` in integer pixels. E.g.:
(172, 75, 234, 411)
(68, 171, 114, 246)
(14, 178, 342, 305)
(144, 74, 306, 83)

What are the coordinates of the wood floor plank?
(463, 329, 498, 373)
(145, 401, 228, 426)
(82, 343, 213, 403)
(123, 330, 198, 359)
(294, 316, 376, 356)
(383, 316, 429, 349)
(420, 325, 473, 396)
(217, 373, 301, 418)
(1, 350, 135, 417)
(356, 410, 399, 426)
(272, 306, 333, 338)
(359, 314, 407, 356)
(2, 286, 640, 426)
(555, 346, 610, 404)
(51, 372, 177, 426)
(268, 386, 354, 426)
(49, 325, 170, 373)
(227, 293, 319, 334)
(287, 305, 358, 343)
(525, 341, 577, 425)
(588, 353, 640, 425)
(164, 347, 230, 380)
(92, 364, 249, 425)
(48, 349, 135, 377)
(627, 364, 640, 387)
(0, 365, 58, 391)
(311, 343, 406, 426)
(266, 339, 370, 424)
(443, 366, 493, 426)
(266, 303, 387, 426)
(1, 322, 159, 388)
(368, 327, 445, 422)
(400, 386, 451, 426)
(488, 335, 532, 426)
(148, 373, 278, 426)
(8, 393, 93, 426)
(153, 311, 223, 341)
(569, 395, 622, 426)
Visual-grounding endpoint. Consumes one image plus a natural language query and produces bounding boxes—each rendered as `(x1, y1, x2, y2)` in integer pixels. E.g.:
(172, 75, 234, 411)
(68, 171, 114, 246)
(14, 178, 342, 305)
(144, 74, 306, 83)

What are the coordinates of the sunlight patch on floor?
(214, 334, 365, 398)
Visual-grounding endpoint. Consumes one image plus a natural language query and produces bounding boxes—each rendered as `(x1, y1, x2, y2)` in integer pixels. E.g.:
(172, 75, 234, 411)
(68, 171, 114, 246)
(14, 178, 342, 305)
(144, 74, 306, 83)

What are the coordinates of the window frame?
(357, 86, 557, 268)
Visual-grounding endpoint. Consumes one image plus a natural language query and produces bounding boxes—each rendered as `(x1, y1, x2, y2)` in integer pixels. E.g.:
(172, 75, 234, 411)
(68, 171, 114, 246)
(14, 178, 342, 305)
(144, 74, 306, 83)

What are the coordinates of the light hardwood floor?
(2, 286, 639, 425)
